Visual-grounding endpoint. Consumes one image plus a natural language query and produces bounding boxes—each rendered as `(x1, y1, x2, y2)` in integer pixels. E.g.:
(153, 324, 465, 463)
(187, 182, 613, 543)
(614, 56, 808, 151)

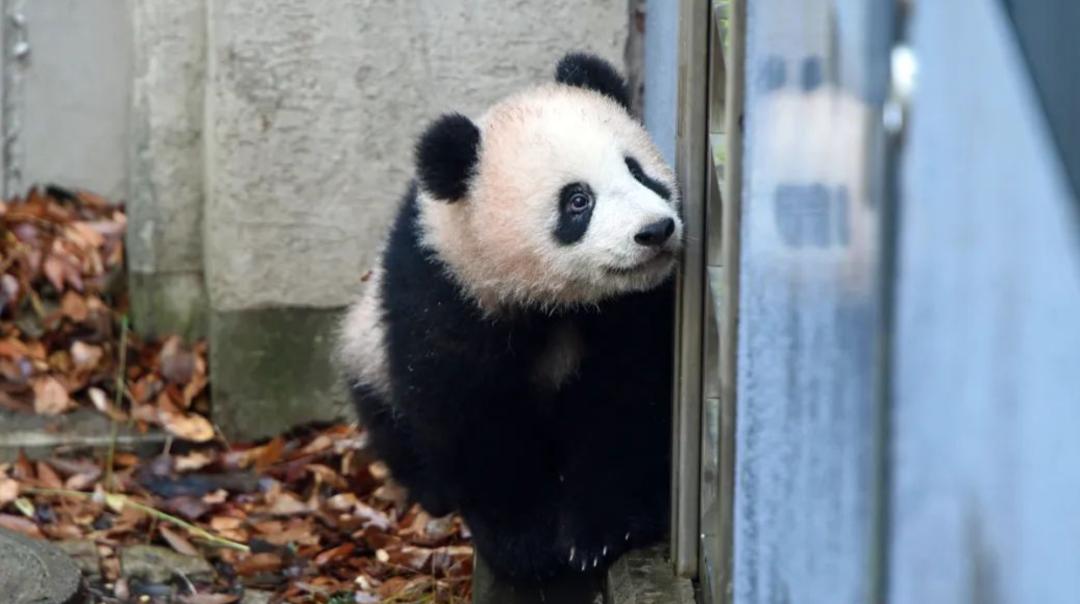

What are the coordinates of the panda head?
(415, 52, 682, 312)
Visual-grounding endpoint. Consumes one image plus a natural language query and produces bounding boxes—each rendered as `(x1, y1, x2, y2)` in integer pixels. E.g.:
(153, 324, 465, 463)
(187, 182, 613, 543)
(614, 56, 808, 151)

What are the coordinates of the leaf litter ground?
(1, 189, 472, 603)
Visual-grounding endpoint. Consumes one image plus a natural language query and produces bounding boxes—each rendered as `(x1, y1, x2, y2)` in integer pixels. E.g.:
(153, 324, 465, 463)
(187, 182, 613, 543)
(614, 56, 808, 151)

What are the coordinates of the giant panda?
(338, 52, 682, 580)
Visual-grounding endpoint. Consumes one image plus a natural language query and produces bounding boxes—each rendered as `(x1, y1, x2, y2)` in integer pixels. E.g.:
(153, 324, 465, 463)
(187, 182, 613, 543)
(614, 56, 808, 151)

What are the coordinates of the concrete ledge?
(0, 409, 167, 462)
(472, 555, 604, 604)
(472, 545, 695, 604)
(209, 306, 350, 441)
(605, 545, 696, 604)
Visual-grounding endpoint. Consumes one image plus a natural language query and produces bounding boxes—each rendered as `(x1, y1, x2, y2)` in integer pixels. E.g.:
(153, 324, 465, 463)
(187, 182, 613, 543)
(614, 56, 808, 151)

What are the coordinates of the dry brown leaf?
(0, 513, 42, 538)
(159, 336, 196, 384)
(313, 542, 355, 566)
(266, 492, 308, 516)
(209, 516, 244, 532)
(33, 376, 73, 415)
(160, 525, 200, 556)
(175, 451, 215, 472)
(233, 552, 283, 576)
(60, 291, 89, 322)
(159, 408, 216, 442)
(70, 340, 103, 371)
(34, 461, 63, 490)
(178, 595, 239, 604)
(0, 477, 18, 505)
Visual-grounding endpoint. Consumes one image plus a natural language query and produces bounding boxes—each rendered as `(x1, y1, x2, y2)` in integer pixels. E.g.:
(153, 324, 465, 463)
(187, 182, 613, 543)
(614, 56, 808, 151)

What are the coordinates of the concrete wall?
(204, 0, 629, 312)
(128, 0, 208, 340)
(3, 0, 132, 201)
(0, 0, 632, 439)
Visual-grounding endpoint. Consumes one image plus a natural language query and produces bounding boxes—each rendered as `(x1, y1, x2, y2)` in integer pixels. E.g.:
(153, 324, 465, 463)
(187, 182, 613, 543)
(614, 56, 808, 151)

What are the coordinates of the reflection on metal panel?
(733, 0, 888, 602)
(888, 1, 1080, 603)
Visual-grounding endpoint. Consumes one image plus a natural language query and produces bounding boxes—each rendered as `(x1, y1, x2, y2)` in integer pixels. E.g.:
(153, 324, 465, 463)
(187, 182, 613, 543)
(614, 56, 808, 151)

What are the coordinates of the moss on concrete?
(129, 271, 208, 340)
(209, 306, 352, 441)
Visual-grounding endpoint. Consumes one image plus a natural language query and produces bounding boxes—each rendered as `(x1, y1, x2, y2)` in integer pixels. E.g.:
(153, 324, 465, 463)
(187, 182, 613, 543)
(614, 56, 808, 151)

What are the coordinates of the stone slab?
(0, 527, 82, 604)
(15, 0, 132, 201)
(209, 307, 350, 441)
(472, 554, 604, 604)
(0, 409, 168, 462)
(605, 545, 695, 604)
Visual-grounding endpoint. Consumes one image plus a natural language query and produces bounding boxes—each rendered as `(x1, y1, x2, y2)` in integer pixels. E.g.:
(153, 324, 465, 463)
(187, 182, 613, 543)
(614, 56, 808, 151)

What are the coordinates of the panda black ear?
(555, 52, 631, 111)
(415, 113, 481, 202)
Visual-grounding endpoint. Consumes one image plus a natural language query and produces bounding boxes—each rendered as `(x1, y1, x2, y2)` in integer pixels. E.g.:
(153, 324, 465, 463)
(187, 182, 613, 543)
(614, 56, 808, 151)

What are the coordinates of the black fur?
(555, 52, 631, 111)
(349, 184, 673, 581)
(415, 114, 481, 201)
(625, 156, 672, 201)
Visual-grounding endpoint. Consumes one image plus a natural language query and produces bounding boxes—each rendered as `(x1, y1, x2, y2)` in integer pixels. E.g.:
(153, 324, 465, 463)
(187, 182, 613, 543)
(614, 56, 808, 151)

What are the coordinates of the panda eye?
(568, 191, 593, 214)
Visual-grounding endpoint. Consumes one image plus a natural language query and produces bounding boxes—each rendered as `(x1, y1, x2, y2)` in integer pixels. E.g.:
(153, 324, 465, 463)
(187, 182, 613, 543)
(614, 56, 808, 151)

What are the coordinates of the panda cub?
(339, 52, 681, 579)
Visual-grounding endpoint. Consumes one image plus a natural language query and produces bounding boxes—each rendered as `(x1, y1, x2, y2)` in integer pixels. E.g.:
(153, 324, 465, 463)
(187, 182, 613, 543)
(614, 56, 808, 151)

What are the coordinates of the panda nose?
(634, 218, 676, 247)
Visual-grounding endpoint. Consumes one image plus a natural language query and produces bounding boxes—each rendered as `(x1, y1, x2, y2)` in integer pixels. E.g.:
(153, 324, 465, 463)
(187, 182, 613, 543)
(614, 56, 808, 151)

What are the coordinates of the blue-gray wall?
(888, 0, 1080, 602)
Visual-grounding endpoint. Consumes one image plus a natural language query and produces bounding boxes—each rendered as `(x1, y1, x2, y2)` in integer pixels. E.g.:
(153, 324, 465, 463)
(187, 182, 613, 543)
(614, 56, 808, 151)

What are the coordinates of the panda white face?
(417, 84, 682, 311)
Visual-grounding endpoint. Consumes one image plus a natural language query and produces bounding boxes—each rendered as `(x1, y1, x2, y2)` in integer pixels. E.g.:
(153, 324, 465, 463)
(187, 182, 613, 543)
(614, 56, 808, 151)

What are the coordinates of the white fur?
(418, 83, 682, 312)
(337, 267, 391, 395)
(531, 319, 585, 390)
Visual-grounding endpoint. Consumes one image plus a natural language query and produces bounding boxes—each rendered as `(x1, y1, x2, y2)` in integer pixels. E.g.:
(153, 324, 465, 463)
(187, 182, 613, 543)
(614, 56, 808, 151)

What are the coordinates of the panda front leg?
(451, 421, 571, 580)
(553, 401, 672, 573)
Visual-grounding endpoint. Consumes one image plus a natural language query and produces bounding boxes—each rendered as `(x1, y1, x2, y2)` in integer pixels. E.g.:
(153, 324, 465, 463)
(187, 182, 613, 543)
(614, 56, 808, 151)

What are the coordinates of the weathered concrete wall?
(16, 0, 132, 201)
(128, 0, 208, 339)
(202, 0, 630, 438)
(0, 0, 631, 439)
(204, 0, 629, 311)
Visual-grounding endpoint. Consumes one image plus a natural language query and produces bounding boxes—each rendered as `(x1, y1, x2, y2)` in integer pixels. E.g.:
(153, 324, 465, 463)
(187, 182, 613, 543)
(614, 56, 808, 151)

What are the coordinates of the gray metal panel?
(888, 1, 1080, 602)
(671, 0, 709, 576)
(732, 0, 888, 601)
(18, 0, 132, 199)
(643, 0, 679, 167)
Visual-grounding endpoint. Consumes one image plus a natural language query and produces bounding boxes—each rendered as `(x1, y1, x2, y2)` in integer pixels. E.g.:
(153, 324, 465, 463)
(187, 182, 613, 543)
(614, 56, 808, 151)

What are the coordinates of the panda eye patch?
(554, 183, 596, 245)
(625, 156, 672, 201)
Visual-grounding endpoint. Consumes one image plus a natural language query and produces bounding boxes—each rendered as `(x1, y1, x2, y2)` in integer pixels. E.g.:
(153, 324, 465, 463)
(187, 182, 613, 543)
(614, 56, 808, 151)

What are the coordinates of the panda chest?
(530, 320, 585, 391)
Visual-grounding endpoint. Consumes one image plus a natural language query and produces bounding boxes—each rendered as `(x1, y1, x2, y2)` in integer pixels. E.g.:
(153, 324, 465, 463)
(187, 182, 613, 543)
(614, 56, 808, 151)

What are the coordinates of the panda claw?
(624, 532, 631, 542)
(569, 547, 576, 563)
(593, 557, 599, 568)
(602, 546, 608, 556)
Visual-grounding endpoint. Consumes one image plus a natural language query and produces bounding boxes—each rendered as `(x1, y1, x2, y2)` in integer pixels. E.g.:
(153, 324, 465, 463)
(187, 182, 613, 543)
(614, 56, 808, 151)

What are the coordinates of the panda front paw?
(563, 530, 632, 573)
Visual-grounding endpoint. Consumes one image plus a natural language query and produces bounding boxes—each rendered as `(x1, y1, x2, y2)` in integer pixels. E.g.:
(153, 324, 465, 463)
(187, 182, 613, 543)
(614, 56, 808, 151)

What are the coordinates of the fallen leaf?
(0, 513, 42, 538)
(178, 595, 239, 604)
(70, 340, 103, 370)
(60, 291, 89, 322)
(233, 552, 283, 575)
(33, 377, 73, 415)
(313, 543, 354, 566)
(0, 477, 18, 505)
(35, 461, 64, 489)
(266, 492, 308, 516)
(175, 451, 215, 472)
(160, 409, 216, 442)
(160, 525, 200, 556)
(159, 336, 196, 384)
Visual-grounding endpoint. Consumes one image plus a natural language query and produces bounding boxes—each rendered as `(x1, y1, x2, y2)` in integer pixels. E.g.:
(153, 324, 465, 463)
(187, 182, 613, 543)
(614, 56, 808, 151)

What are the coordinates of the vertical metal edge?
(0, 0, 6, 200)
(872, 1, 907, 601)
(717, 0, 745, 601)
(672, 0, 709, 578)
